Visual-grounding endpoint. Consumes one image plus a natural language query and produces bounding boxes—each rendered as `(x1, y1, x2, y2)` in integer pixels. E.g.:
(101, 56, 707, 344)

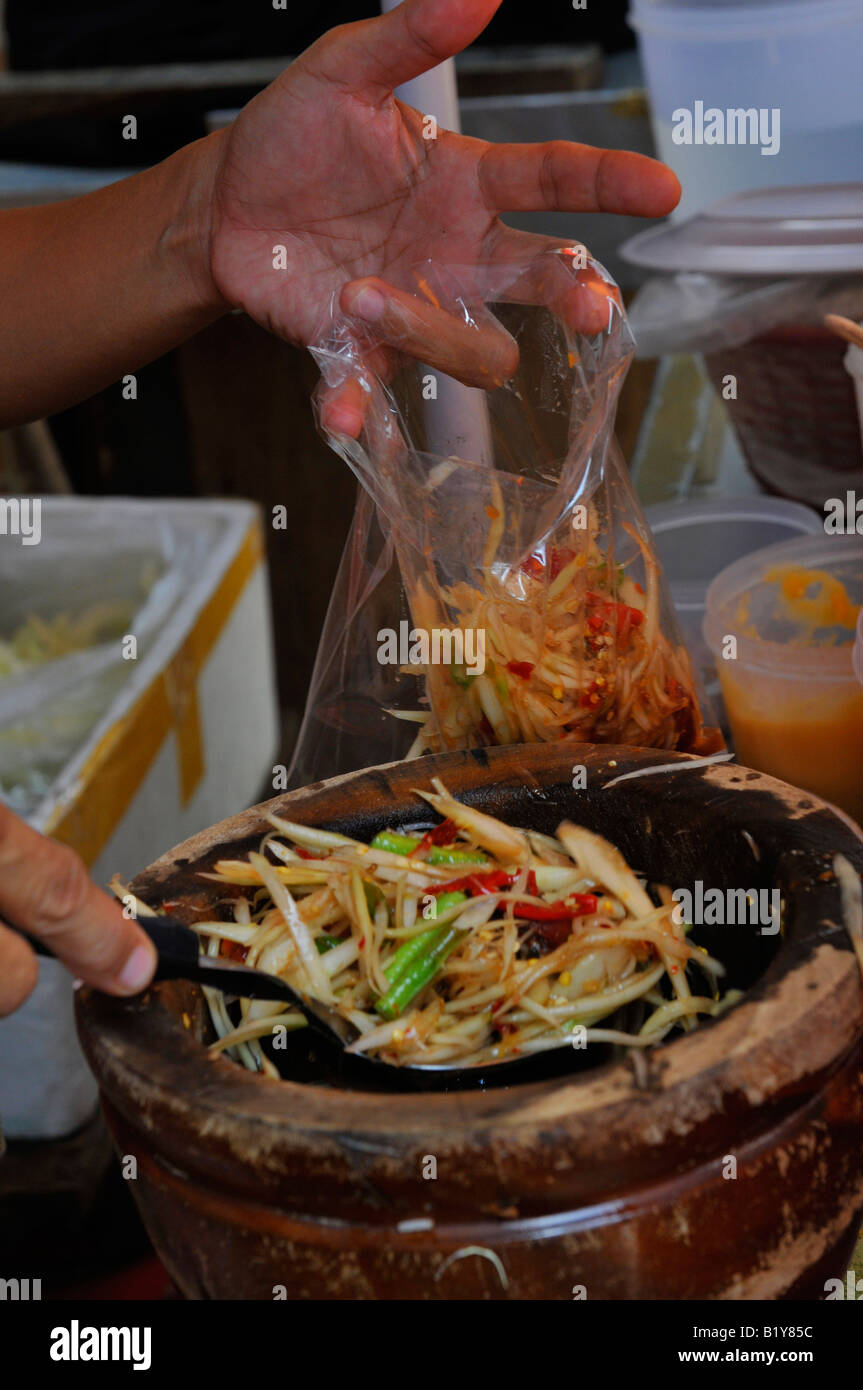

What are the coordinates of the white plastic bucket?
(629, 0, 863, 216)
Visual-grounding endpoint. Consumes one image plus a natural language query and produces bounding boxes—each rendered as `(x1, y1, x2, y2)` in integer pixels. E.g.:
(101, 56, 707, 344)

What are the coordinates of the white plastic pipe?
(380, 0, 461, 133)
(380, 0, 494, 468)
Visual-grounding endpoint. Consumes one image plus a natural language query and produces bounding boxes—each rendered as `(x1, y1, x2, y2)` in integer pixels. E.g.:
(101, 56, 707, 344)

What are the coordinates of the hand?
(0, 803, 156, 1015)
(204, 0, 680, 434)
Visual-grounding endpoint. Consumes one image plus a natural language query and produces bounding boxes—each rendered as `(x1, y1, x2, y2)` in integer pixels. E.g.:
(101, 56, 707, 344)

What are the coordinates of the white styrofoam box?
(0, 960, 98, 1141)
(0, 497, 278, 1139)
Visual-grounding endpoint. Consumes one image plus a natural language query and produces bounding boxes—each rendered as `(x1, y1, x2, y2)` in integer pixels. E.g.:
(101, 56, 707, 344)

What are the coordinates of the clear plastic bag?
(290, 245, 720, 786)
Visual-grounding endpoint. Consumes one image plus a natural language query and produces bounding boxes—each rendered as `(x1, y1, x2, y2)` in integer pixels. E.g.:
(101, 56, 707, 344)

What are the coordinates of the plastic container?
(646, 496, 823, 705)
(622, 183, 863, 278)
(703, 534, 863, 825)
(628, 0, 863, 217)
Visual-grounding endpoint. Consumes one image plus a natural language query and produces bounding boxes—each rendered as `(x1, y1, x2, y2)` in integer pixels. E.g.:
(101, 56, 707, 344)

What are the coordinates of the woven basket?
(705, 326, 862, 506)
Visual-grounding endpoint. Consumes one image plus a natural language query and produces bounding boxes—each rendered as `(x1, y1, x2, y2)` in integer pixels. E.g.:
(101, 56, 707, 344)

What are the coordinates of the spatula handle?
(140, 915, 203, 980)
(12, 911, 200, 979)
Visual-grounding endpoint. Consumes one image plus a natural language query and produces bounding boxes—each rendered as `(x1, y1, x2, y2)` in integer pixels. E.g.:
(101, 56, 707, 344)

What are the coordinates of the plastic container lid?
(703, 534, 863, 681)
(632, 0, 825, 6)
(648, 497, 823, 714)
(621, 184, 863, 275)
(646, 496, 823, 612)
(629, 0, 863, 39)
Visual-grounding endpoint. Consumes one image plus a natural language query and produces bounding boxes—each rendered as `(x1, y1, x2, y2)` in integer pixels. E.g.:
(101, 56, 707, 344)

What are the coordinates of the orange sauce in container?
(704, 538, 863, 828)
(720, 673, 863, 825)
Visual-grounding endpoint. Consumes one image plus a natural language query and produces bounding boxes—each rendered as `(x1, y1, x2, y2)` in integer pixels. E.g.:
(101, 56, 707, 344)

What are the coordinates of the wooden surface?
(0, 57, 288, 130)
(175, 317, 357, 727)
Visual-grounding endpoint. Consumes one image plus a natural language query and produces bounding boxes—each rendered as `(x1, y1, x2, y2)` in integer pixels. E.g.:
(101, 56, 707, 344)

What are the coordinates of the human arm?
(0, 0, 679, 432)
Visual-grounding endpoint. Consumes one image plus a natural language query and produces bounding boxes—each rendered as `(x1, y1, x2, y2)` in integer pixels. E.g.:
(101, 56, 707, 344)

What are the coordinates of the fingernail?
(347, 285, 386, 323)
(116, 943, 155, 993)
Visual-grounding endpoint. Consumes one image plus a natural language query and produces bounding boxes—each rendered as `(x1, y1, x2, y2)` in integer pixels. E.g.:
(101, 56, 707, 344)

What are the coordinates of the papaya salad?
(127, 782, 737, 1074)
(399, 495, 721, 760)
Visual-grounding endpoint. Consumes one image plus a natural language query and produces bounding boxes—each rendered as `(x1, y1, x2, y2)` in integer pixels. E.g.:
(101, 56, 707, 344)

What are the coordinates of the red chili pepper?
(585, 591, 644, 640)
(549, 547, 575, 581)
(430, 875, 474, 895)
(473, 870, 518, 895)
(431, 869, 517, 896)
(527, 893, 598, 947)
(220, 939, 249, 963)
(520, 552, 545, 579)
(512, 891, 598, 920)
(615, 604, 644, 641)
(415, 819, 458, 854)
(506, 660, 535, 680)
(513, 901, 570, 920)
(429, 874, 597, 928)
(294, 847, 316, 860)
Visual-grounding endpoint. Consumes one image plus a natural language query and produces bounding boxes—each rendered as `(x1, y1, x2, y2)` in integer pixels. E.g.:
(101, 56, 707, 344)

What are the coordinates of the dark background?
(6, 2, 632, 70)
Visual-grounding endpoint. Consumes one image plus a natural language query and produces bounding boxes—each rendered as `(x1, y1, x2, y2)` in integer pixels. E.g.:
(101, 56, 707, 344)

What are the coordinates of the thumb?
(0, 803, 156, 995)
(313, 0, 503, 97)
